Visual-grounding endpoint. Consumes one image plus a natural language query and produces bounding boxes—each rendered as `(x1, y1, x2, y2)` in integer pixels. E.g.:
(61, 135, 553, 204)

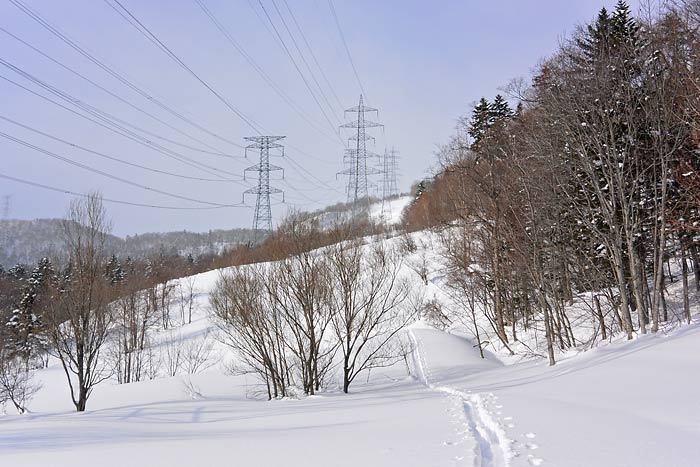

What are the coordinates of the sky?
(0, 0, 642, 236)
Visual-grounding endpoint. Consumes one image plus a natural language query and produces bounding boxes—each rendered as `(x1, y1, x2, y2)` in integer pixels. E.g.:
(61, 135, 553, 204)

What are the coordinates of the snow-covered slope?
(369, 196, 412, 225)
(1, 231, 698, 466)
(410, 323, 700, 467)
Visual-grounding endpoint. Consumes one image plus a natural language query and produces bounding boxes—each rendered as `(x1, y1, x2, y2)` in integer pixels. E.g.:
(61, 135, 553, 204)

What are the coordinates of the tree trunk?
(594, 294, 607, 341)
(682, 251, 691, 325)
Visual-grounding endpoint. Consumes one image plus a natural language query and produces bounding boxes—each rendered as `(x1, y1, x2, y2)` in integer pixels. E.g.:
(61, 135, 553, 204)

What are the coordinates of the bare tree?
(0, 346, 41, 414)
(46, 192, 114, 411)
(210, 266, 292, 399)
(327, 240, 414, 393)
(265, 214, 336, 395)
(182, 331, 217, 374)
(177, 275, 197, 325)
(110, 279, 158, 384)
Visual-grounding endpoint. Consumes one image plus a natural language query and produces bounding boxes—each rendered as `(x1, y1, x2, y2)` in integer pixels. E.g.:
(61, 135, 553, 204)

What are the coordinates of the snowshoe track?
(408, 329, 512, 467)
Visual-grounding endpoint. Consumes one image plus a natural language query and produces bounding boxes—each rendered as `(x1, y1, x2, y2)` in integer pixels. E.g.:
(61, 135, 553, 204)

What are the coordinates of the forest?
(404, 0, 700, 364)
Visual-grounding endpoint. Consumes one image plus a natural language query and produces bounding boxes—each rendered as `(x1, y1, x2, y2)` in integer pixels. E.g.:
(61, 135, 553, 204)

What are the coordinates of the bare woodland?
(210, 217, 414, 398)
(406, 1, 700, 365)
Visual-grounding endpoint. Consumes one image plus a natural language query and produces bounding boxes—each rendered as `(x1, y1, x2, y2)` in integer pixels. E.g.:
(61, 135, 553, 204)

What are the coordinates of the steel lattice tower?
(339, 95, 382, 215)
(243, 136, 285, 237)
(380, 147, 400, 219)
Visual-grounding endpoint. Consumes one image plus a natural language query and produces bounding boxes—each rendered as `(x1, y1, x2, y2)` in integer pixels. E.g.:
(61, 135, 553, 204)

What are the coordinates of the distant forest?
(0, 218, 257, 267)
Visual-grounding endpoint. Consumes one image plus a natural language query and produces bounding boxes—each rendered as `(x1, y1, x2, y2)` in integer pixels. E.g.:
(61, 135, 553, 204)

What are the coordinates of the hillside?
(0, 230, 698, 466)
(0, 219, 256, 267)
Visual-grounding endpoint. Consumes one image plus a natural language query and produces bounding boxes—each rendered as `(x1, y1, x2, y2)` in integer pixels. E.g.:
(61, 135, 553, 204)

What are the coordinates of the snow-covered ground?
(1, 230, 699, 466)
(369, 195, 412, 225)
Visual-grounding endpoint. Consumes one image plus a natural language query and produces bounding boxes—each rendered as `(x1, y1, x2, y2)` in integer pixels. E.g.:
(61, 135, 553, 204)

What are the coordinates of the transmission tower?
(2, 195, 10, 219)
(339, 95, 382, 216)
(242, 136, 285, 238)
(379, 147, 400, 220)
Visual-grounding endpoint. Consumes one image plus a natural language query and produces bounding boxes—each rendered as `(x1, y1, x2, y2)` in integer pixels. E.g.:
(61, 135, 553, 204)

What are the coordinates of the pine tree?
(7, 264, 26, 280)
(576, 7, 613, 63)
(6, 258, 53, 359)
(490, 94, 513, 122)
(105, 254, 126, 285)
(468, 98, 492, 149)
(611, 1, 640, 46)
(414, 180, 429, 202)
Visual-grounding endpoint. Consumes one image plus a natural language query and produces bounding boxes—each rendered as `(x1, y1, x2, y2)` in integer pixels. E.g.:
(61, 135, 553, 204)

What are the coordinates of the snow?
(410, 323, 700, 467)
(369, 196, 412, 225)
(1, 230, 699, 466)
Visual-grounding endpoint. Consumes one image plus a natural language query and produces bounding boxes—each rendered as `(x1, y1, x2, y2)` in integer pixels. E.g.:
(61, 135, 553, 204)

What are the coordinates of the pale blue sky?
(0, 0, 641, 235)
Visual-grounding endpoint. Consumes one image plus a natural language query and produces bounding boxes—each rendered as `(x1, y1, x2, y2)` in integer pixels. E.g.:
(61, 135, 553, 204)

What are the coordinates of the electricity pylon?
(2, 195, 10, 219)
(243, 136, 285, 238)
(380, 147, 400, 220)
(339, 95, 382, 216)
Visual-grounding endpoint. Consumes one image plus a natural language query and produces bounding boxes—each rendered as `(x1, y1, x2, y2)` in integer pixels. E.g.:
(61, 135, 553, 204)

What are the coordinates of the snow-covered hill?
(1, 230, 698, 466)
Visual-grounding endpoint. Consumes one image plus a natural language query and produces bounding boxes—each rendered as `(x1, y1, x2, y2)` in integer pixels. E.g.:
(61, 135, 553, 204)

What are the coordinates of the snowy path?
(408, 322, 700, 467)
(408, 327, 514, 467)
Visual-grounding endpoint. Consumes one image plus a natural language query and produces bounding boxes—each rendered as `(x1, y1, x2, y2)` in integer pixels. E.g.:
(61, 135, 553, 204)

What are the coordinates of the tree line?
(1, 192, 410, 412)
(210, 212, 416, 398)
(404, 1, 700, 364)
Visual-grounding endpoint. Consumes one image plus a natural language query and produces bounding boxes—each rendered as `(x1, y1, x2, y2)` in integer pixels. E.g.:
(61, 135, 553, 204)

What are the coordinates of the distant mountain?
(0, 219, 256, 267)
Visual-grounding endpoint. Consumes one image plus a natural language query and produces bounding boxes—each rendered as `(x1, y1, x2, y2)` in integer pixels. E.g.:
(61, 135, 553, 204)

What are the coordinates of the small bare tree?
(0, 347, 41, 414)
(265, 215, 337, 395)
(182, 331, 217, 374)
(210, 266, 292, 399)
(46, 192, 114, 411)
(110, 282, 158, 384)
(177, 275, 197, 325)
(328, 240, 414, 393)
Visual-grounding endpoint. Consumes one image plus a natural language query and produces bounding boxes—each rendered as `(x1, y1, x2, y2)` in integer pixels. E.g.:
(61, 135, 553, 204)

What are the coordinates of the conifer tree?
(468, 98, 492, 149)
(6, 258, 53, 359)
(105, 254, 126, 285)
(490, 94, 513, 122)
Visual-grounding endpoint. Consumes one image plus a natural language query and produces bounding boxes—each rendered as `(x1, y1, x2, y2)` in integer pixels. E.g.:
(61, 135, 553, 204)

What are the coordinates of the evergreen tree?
(490, 94, 513, 122)
(105, 254, 126, 285)
(576, 7, 613, 63)
(468, 98, 492, 149)
(414, 180, 428, 202)
(610, 1, 640, 46)
(6, 258, 53, 358)
(7, 264, 26, 280)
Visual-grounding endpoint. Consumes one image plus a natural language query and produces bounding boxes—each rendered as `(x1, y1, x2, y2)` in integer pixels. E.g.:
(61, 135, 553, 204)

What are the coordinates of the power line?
(9, 0, 244, 149)
(280, 0, 345, 113)
(0, 172, 244, 210)
(7, 0, 344, 206)
(256, 0, 343, 141)
(270, 0, 343, 122)
(0, 25, 238, 159)
(0, 115, 237, 183)
(105, 0, 346, 196)
(328, 0, 367, 101)
(0, 130, 238, 207)
(283, 152, 344, 194)
(106, 0, 265, 135)
(194, 0, 342, 147)
(0, 55, 243, 168)
(0, 71, 240, 181)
